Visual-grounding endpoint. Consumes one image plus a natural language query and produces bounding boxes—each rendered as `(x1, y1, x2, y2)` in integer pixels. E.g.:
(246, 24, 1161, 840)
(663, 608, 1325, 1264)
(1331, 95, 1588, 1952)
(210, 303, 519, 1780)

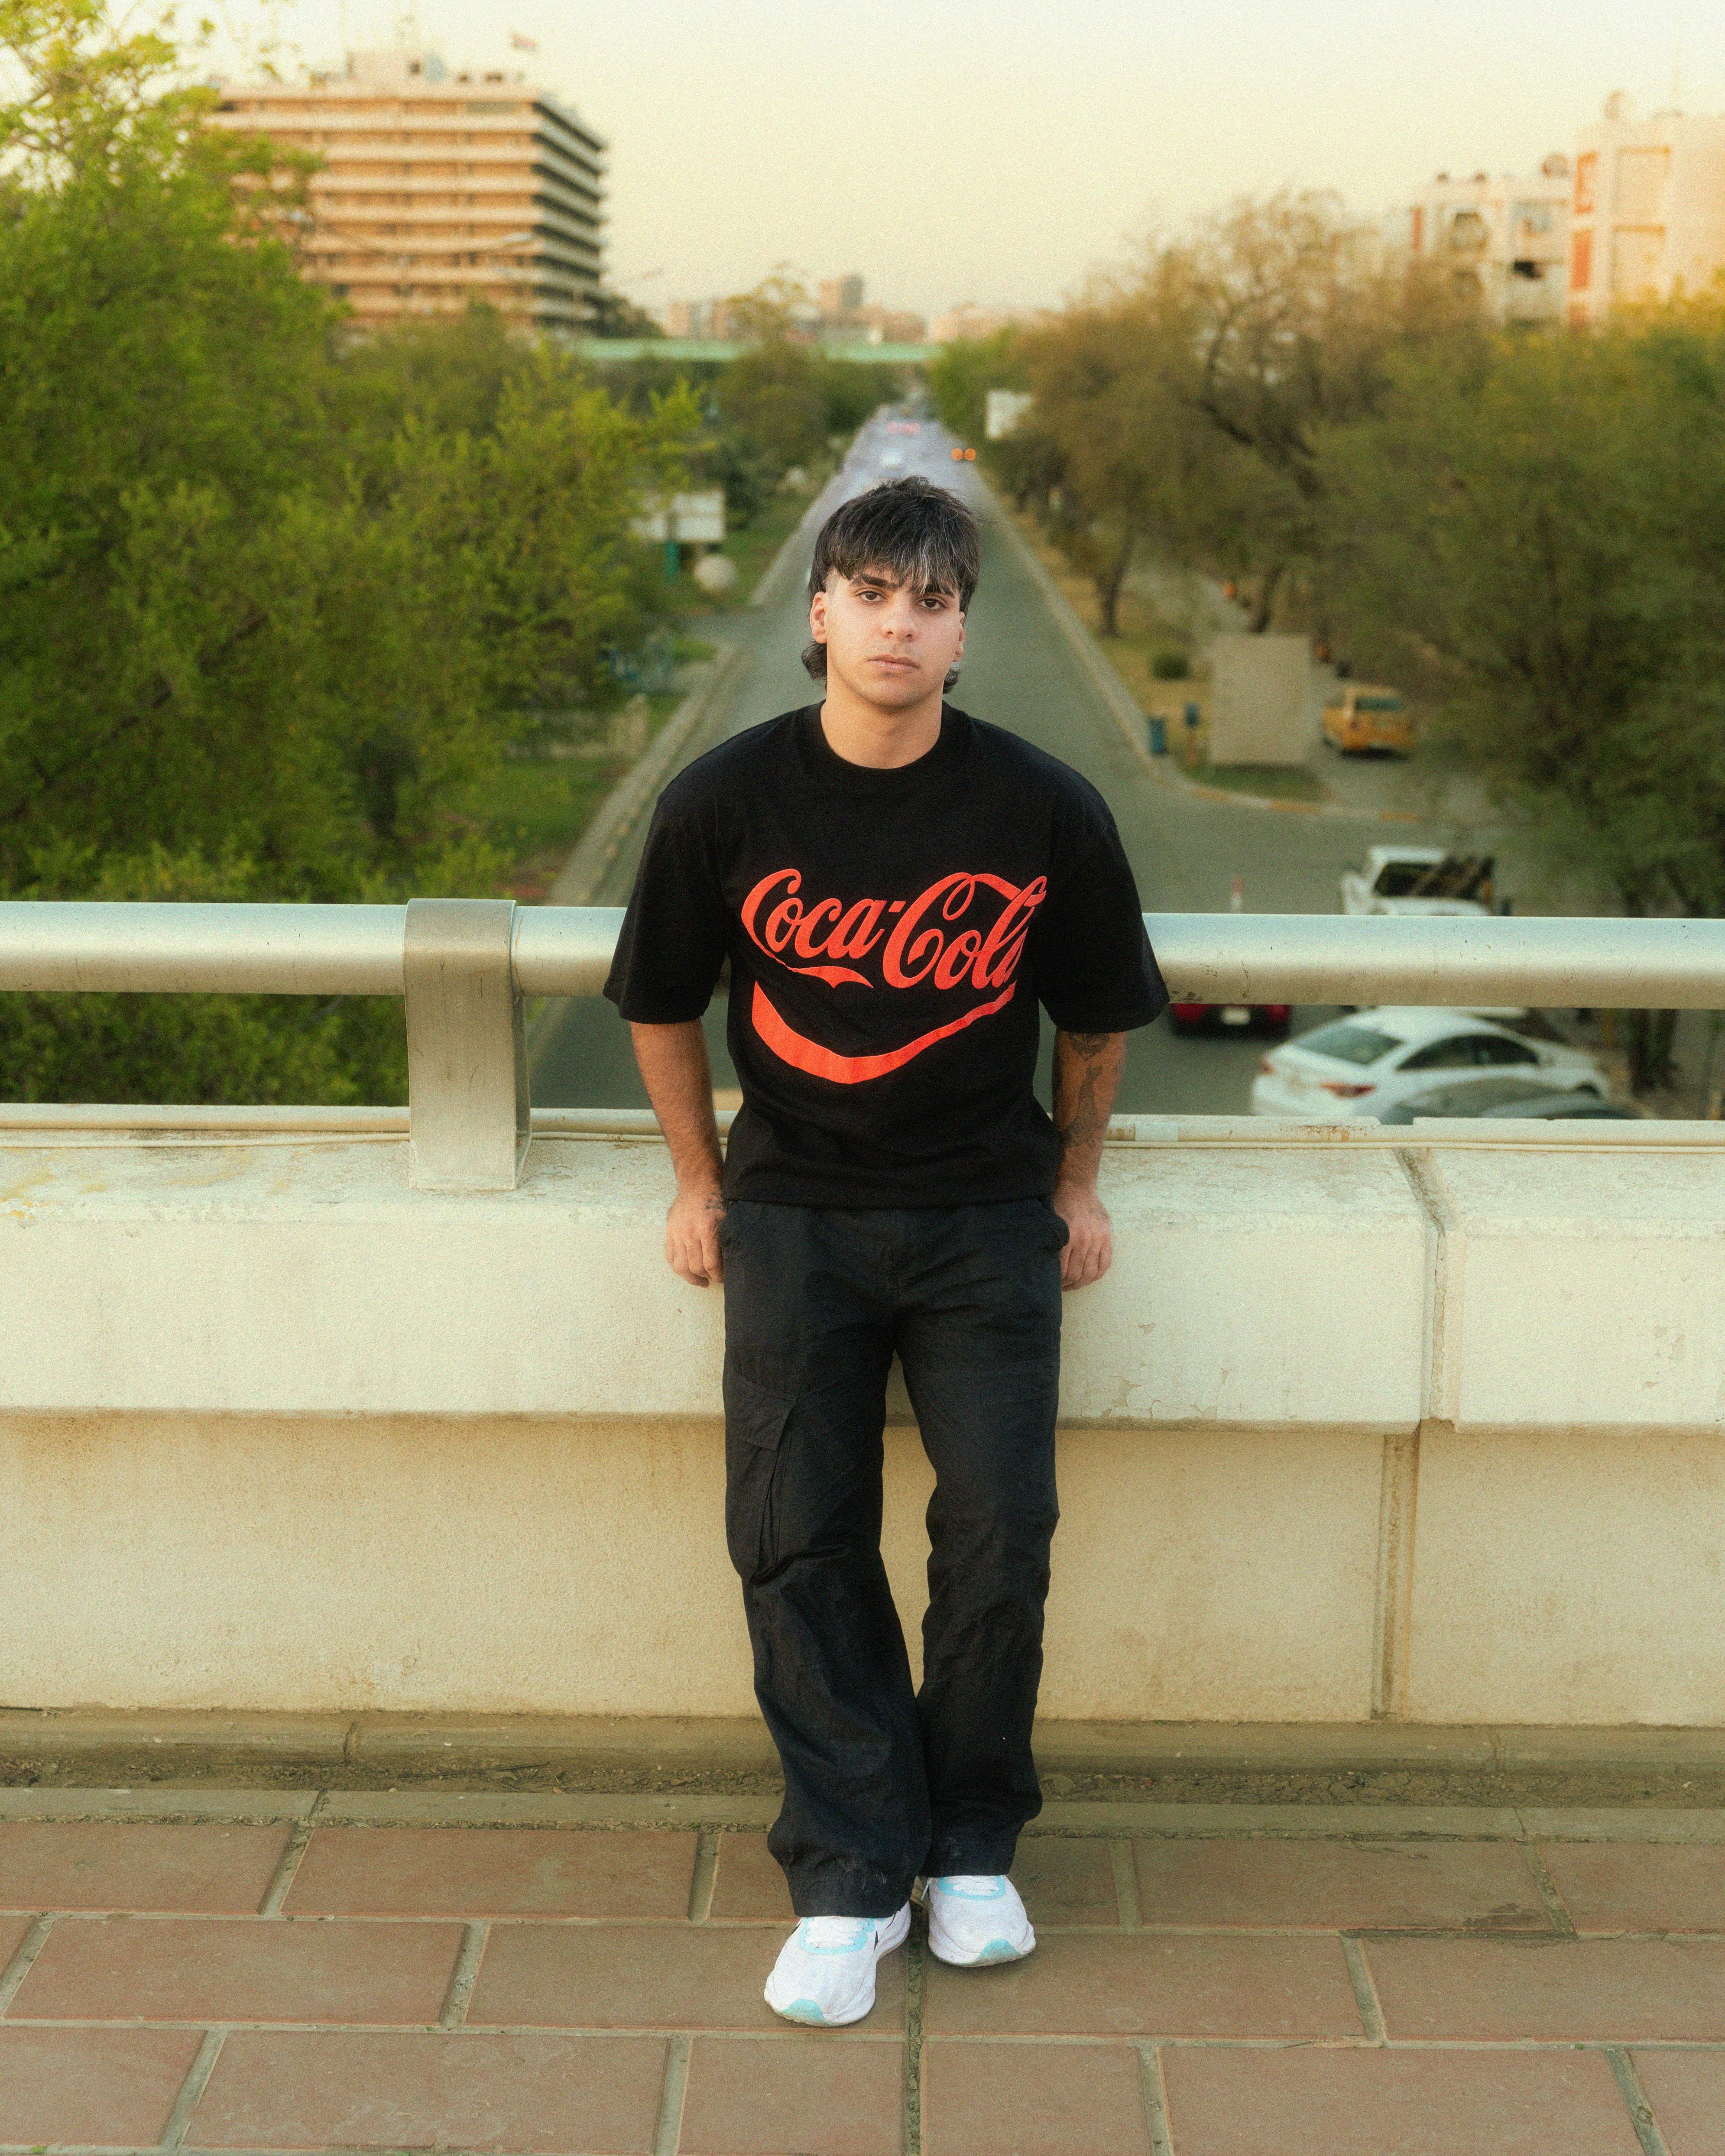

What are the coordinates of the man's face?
(809, 563, 966, 710)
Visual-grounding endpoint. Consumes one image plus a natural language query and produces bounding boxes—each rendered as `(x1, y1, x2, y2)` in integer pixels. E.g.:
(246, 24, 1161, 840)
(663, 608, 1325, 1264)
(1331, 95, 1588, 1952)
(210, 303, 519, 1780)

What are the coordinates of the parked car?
(1321, 684, 1414, 755)
(1377, 1074, 1641, 1124)
(1339, 846, 1496, 917)
(1168, 999, 1293, 1038)
(1249, 1007, 1606, 1120)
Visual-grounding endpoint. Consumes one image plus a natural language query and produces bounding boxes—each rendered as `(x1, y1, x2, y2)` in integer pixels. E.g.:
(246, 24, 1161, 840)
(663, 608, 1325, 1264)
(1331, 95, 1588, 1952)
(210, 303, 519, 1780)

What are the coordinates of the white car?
(1340, 846, 1495, 917)
(1249, 1007, 1606, 1120)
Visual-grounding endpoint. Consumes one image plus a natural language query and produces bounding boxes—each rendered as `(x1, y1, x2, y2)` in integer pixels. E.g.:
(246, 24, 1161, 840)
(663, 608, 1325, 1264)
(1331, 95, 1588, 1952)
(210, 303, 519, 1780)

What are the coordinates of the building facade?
(1402, 158, 1572, 324)
(1566, 98, 1725, 326)
(212, 48, 606, 337)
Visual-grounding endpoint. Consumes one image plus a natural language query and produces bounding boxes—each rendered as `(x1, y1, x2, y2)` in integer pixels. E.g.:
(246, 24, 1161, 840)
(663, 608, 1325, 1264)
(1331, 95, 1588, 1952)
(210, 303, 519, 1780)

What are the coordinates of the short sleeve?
(1031, 782, 1167, 1033)
(603, 781, 729, 1023)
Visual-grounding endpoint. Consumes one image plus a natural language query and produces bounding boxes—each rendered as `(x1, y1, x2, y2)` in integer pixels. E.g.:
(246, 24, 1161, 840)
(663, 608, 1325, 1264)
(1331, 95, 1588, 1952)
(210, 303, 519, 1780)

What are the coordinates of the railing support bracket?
(404, 898, 529, 1191)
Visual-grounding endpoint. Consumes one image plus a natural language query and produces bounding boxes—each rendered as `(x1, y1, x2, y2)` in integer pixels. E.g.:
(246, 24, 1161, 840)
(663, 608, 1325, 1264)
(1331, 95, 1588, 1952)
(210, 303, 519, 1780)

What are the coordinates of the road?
(531, 412, 1527, 1116)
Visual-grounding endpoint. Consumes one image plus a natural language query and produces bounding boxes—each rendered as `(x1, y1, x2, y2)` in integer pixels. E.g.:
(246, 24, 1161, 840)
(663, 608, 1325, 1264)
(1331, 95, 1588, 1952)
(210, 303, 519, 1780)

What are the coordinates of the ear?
(808, 584, 828, 645)
(953, 612, 965, 662)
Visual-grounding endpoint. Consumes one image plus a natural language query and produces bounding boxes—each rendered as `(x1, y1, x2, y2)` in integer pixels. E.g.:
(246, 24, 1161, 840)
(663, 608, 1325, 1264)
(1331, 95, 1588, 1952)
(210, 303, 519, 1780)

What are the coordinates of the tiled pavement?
(8, 1805, 1725, 2150)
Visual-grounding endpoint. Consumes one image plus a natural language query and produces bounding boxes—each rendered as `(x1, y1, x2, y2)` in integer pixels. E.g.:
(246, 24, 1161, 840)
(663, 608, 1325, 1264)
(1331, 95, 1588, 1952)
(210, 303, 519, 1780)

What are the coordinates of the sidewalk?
(4, 1793, 1722, 2151)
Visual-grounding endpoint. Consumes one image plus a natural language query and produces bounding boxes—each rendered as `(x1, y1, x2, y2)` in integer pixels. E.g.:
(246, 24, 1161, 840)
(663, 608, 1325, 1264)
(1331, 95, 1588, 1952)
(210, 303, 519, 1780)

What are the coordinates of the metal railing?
(1, 900, 1721, 1187)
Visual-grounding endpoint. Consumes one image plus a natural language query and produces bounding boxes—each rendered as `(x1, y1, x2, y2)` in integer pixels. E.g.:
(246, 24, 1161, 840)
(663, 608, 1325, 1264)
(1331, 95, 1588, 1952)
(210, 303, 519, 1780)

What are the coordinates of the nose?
(880, 593, 920, 639)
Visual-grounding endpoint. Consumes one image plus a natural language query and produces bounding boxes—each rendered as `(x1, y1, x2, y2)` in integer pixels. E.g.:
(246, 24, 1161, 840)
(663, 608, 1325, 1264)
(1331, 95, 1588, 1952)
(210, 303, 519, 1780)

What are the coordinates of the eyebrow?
(849, 570, 956, 597)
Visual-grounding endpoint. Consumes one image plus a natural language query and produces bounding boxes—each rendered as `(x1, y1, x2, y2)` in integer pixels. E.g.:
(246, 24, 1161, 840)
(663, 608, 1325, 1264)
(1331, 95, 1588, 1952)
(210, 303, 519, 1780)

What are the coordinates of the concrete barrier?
(2, 1126, 1722, 1730)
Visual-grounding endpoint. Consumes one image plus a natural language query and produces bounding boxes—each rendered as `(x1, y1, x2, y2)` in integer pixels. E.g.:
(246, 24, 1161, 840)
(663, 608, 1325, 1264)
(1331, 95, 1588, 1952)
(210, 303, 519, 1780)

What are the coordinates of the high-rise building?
(818, 274, 866, 321)
(1401, 159, 1572, 323)
(1566, 96, 1725, 326)
(211, 48, 606, 336)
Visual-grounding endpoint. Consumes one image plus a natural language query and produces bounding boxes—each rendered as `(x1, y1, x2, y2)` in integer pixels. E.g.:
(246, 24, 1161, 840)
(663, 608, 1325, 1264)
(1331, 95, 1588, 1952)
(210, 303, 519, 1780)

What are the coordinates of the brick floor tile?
(1631, 2049, 1725, 2156)
(0, 2025, 204, 2146)
(1541, 1842, 1725, 1933)
(10, 1914, 463, 2026)
(285, 1825, 697, 1919)
(189, 2028, 666, 2153)
(1161, 2045, 1643, 2156)
(921, 1932, 1360, 2039)
(922, 2039, 1151, 2155)
(0, 1912, 32, 1968)
(1011, 1840, 1121, 1926)
(678, 2034, 904, 2155)
(1133, 1836, 1547, 1932)
(707, 1832, 792, 1922)
(0, 1820, 291, 1915)
(468, 1920, 905, 2033)
(1366, 1935, 1725, 2041)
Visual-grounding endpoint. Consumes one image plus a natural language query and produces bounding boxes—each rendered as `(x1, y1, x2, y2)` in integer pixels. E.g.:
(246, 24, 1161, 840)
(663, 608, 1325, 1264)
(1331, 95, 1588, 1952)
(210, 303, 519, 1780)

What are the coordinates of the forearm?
(630, 1020, 723, 1193)
(1051, 1029, 1126, 1191)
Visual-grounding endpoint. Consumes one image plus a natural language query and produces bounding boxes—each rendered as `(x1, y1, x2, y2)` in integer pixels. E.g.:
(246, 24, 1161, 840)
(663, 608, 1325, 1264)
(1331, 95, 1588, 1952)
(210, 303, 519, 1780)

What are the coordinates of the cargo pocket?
(723, 1365, 794, 1582)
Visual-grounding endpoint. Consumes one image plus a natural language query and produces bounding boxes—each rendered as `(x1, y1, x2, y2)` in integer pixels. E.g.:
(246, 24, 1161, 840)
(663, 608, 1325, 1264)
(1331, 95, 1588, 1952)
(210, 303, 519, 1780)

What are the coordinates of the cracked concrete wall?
(0, 1132, 1720, 1722)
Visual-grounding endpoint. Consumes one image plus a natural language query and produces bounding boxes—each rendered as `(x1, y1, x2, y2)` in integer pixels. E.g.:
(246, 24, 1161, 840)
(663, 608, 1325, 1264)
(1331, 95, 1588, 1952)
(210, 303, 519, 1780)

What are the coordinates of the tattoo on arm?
(1053, 1029, 1127, 1183)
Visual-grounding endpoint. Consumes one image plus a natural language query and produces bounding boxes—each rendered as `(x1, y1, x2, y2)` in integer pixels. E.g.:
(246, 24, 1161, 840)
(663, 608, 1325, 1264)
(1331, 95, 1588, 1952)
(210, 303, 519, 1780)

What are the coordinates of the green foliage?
(0, 845, 406, 1104)
(1150, 649, 1190, 680)
(1323, 308, 1725, 932)
(925, 329, 1025, 444)
(0, 0, 695, 1103)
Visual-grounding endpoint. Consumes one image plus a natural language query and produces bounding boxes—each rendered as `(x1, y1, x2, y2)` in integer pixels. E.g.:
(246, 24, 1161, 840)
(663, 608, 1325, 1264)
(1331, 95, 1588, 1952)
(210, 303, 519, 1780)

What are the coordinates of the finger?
(702, 1222, 724, 1285)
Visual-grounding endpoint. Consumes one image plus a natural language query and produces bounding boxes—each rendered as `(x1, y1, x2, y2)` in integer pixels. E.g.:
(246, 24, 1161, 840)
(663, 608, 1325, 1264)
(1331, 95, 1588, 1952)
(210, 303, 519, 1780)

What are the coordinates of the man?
(606, 474, 1165, 2025)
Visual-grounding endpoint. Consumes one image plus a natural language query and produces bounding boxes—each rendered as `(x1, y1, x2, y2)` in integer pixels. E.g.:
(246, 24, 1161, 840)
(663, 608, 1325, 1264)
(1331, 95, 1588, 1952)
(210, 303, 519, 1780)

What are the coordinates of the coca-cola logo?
(741, 869, 1046, 992)
(739, 867, 1046, 1085)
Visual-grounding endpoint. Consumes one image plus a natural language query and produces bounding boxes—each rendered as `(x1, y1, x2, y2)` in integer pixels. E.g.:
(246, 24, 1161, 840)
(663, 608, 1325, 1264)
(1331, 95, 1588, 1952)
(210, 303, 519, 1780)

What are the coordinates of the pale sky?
(205, 0, 1725, 317)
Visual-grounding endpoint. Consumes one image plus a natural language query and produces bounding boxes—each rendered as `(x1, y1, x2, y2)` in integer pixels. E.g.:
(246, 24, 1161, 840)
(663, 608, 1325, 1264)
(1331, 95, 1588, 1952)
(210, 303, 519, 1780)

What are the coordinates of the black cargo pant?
(720, 1197, 1065, 1917)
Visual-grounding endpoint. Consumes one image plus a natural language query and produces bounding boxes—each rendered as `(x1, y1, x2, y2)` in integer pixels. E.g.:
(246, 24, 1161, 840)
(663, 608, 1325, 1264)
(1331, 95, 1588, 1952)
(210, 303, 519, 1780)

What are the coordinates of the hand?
(666, 1181, 725, 1287)
(1052, 1180, 1112, 1292)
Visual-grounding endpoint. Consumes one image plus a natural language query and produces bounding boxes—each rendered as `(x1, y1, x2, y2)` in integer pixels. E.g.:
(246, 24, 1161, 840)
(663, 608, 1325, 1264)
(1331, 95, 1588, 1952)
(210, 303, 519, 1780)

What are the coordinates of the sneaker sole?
(927, 1919, 1036, 1968)
(765, 1904, 912, 2026)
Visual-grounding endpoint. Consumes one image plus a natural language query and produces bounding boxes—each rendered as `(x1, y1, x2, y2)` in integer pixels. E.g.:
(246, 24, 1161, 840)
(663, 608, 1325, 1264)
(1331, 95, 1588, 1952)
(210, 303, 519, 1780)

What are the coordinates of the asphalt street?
(530, 412, 1513, 1116)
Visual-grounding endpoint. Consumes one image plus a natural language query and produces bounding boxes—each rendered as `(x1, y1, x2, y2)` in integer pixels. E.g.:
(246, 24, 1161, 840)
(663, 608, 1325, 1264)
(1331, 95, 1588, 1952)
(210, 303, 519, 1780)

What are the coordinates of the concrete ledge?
(8, 1132, 1725, 1728)
(10, 1713, 1725, 1808)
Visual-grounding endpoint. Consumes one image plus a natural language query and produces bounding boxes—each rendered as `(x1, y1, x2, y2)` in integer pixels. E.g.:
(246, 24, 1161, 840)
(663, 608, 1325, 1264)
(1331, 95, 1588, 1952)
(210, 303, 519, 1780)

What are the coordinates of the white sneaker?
(924, 1874, 1036, 1966)
(763, 1903, 911, 2026)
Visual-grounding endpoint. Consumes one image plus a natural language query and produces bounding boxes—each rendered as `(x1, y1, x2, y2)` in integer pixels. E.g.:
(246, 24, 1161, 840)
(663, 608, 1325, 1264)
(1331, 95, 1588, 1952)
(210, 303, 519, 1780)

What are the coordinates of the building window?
(1570, 230, 1592, 292)
(1575, 152, 1597, 217)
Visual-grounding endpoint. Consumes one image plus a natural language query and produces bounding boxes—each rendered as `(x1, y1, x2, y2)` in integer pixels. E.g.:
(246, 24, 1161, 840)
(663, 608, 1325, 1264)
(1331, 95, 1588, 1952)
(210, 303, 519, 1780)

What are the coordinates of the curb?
(546, 641, 752, 909)
(985, 494, 1420, 827)
(2, 1784, 1723, 1841)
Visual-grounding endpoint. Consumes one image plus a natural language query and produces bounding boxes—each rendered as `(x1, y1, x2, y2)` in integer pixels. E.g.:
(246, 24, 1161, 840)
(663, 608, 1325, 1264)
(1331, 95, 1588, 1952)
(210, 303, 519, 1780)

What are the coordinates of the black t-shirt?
(605, 703, 1167, 1206)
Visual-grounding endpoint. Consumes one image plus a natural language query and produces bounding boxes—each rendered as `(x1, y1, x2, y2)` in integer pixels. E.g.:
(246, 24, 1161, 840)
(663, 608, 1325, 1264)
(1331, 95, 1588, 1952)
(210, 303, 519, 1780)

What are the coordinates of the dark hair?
(801, 476, 981, 684)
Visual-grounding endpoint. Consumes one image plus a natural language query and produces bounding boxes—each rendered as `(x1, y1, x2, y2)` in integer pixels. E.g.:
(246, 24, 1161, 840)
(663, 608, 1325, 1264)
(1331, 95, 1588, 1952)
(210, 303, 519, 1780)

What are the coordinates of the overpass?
(576, 337, 938, 366)
(3, 901, 1723, 1744)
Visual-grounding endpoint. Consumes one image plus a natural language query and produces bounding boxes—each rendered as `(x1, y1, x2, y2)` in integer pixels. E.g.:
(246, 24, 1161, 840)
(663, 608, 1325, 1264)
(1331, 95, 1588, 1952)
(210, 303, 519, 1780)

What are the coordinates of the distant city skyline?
(207, 0, 1725, 316)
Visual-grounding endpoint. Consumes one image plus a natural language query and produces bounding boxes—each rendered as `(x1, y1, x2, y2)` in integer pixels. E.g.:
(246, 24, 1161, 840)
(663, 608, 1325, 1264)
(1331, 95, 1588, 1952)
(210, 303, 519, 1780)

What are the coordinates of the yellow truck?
(1321, 684, 1413, 755)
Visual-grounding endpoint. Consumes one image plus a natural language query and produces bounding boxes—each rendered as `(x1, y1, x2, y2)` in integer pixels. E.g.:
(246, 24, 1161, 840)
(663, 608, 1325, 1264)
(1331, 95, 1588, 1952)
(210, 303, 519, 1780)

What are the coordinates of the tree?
(1132, 194, 1479, 626)
(926, 328, 1025, 446)
(0, 0, 694, 1101)
(1015, 278, 1240, 637)
(1323, 308, 1725, 1088)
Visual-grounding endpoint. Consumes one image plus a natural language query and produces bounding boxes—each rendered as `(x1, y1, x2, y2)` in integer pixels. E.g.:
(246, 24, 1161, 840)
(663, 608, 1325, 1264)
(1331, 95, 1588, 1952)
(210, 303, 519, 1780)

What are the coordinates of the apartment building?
(212, 48, 606, 337)
(1403, 158, 1572, 323)
(1566, 96, 1725, 325)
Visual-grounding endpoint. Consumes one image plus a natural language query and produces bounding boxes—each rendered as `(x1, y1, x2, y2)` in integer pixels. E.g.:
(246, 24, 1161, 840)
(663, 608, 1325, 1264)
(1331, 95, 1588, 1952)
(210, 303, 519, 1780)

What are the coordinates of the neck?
(818, 676, 944, 769)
